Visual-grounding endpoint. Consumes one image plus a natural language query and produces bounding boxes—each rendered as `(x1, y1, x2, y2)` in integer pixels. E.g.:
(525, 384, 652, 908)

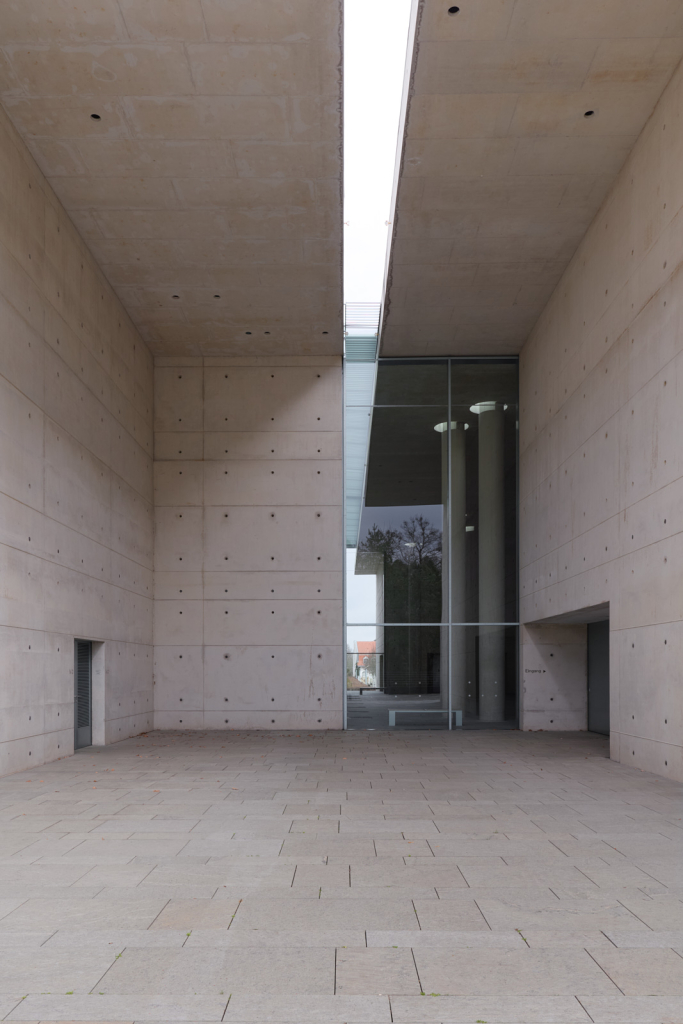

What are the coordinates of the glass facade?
(345, 358, 518, 729)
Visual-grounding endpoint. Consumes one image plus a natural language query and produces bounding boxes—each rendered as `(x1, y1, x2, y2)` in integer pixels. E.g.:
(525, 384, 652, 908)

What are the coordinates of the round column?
(436, 421, 467, 715)
(472, 401, 505, 721)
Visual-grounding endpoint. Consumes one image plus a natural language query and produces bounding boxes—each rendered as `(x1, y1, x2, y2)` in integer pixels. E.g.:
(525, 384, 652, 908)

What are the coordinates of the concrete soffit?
(381, 0, 683, 358)
(0, 0, 344, 358)
(528, 602, 610, 627)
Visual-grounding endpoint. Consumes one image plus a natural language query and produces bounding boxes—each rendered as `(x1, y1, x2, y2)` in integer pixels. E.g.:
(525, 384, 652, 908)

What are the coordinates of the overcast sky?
(344, 0, 413, 303)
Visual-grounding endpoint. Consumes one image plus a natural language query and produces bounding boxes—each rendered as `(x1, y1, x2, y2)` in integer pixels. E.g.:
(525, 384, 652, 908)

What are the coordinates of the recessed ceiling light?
(584, 110, 595, 117)
(245, 331, 252, 335)
(172, 294, 179, 299)
(264, 331, 270, 334)
(448, 5, 460, 12)
(213, 294, 220, 298)
(90, 113, 101, 120)
(322, 331, 328, 334)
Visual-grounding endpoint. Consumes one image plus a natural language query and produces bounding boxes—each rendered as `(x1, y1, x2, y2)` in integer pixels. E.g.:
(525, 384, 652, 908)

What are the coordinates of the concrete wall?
(519, 59, 683, 780)
(153, 356, 343, 729)
(520, 624, 587, 733)
(0, 105, 154, 775)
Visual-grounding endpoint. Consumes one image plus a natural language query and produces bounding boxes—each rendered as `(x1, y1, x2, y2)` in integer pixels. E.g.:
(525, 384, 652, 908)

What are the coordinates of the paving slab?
(70, 866, 158, 888)
(520, 928, 616, 947)
(43, 930, 189, 949)
(476, 896, 648, 931)
(390, 994, 592, 1021)
(581, 995, 683, 1021)
(0, 949, 117, 994)
(97, 947, 334, 995)
(0, 997, 26, 1019)
(185, 928, 365, 947)
(335, 947, 422, 995)
(587, 947, 683, 995)
(320, 885, 439, 900)
(6, 995, 227, 1020)
(230, 896, 420, 931)
(605, 930, 683, 947)
(95, 886, 221, 902)
(0, 899, 170, 931)
(412, 899, 490, 930)
(223, 993, 391, 1021)
(366, 930, 522, 947)
(617, 895, 683, 930)
(148, 898, 241, 929)
(412, 947, 620, 996)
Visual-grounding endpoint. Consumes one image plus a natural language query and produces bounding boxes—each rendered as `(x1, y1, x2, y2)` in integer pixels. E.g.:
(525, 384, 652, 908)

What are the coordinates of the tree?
(361, 523, 402, 562)
(359, 515, 443, 692)
(399, 515, 442, 569)
(359, 515, 442, 623)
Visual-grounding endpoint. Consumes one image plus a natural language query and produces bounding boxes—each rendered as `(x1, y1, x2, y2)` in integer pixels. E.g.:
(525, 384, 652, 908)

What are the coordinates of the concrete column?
(437, 421, 467, 714)
(473, 401, 505, 721)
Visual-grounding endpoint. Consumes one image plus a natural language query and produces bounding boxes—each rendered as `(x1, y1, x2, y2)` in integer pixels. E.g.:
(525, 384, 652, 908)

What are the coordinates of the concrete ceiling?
(1, 0, 342, 356)
(382, 0, 683, 357)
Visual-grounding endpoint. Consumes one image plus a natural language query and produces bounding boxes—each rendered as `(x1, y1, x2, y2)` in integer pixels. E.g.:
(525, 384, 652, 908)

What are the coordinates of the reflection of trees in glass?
(359, 515, 442, 624)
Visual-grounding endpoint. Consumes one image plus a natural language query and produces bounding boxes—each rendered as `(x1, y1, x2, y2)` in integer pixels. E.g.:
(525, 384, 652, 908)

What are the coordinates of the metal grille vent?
(344, 302, 381, 361)
(344, 302, 381, 334)
(75, 640, 91, 728)
(344, 335, 378, 362)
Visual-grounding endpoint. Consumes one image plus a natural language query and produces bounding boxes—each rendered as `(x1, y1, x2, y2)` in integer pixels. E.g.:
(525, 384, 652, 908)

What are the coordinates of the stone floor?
(0, 729, 682, 1024)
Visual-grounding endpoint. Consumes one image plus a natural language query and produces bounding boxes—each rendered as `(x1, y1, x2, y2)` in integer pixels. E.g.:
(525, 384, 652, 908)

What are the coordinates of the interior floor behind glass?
(347, 692, 450, 730)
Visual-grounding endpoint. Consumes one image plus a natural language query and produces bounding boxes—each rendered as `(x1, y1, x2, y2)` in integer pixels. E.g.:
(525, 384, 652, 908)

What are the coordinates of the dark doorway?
(74, 639, 92, 749)
(587, 620, 610, 735)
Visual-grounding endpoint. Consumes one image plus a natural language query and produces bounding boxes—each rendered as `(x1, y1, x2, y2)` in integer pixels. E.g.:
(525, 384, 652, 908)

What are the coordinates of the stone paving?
(0, 729, 682, 1023)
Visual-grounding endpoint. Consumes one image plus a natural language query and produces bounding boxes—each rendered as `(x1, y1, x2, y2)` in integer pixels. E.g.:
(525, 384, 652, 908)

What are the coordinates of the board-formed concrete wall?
(153, 356, 343, 729)
(0, 105, 154, 776)
(519, 59, 683, 780)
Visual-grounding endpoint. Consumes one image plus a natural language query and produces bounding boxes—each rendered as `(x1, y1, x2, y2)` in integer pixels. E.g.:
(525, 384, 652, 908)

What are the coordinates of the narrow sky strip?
(344, 0, 414, 303)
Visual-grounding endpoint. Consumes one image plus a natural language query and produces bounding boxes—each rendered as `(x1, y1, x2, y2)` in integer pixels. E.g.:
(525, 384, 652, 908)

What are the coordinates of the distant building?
(353, 641, 377, 688)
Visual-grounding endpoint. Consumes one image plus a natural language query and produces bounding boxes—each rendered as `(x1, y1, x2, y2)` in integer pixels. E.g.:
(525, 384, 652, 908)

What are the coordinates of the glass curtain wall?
(345, 358, 518, 730)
